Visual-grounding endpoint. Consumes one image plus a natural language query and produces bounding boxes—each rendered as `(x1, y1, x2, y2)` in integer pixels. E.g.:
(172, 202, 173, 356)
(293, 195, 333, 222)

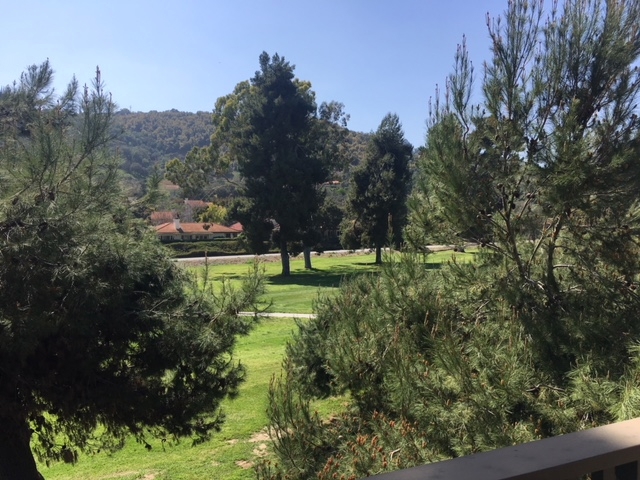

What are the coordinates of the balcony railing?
(372, 417, 640, 480)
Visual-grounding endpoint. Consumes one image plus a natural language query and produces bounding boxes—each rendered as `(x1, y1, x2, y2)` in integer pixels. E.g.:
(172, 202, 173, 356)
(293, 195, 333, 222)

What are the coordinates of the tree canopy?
(167, 52, 349, 275)
(343, 113, 413, 263)
(258, 1, 640, 478)
(0, 62, 262, 480)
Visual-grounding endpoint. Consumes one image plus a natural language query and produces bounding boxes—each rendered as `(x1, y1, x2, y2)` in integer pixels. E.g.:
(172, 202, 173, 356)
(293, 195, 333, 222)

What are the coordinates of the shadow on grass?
(208, 263, 380, 288)
(211, 257, 450, 288)
(266, 264, 380, 288)
(266, 260, 449, 288)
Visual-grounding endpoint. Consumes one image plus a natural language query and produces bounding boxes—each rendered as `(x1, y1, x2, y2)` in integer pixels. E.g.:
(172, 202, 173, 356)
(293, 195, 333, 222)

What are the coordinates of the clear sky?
(1, 0, 509, 148)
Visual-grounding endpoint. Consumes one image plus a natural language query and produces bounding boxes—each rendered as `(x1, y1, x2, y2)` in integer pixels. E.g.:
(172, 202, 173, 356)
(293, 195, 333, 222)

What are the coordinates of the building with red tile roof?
(155, 218, 240, 242)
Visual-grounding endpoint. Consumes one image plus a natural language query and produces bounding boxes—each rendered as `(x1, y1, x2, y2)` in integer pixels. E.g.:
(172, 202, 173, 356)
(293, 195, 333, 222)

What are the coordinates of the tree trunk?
(375, 245, 382, 264)
(0, 416, 44, 480)
(280, 242, 291, 276)
(303, 247, 312, 270)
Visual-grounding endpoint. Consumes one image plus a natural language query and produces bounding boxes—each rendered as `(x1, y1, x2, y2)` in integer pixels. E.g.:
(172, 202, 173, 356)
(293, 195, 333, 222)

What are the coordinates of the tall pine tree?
(344, 113, 413, 264)
(258, 1, 640, 478)
(167, 53, 348, 275)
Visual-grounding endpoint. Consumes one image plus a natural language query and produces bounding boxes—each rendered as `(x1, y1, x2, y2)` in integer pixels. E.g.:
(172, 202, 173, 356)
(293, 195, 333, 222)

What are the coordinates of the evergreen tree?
(0, 62, 263, 479)
(414, 0, 640, 377)
(259, 1, 640, 478)
(236, 51, 320, 276)
(344, 114, 413, 264)
(167, 53, 348, 275)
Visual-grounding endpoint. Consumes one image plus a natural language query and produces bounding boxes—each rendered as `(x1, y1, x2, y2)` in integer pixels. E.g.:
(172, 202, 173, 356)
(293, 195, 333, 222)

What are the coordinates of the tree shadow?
(212, 256, 451, 288)
(266, 260, 449, 288)
(266, 265, 380, 288)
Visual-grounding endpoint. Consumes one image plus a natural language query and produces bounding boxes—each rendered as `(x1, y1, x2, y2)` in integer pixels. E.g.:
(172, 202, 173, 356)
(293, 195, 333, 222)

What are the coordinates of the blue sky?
(1, 1, 509, 147)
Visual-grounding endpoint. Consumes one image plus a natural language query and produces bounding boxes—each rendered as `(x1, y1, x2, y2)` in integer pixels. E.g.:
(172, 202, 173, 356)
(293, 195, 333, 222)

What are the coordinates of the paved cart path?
(174, 245, 473, 265)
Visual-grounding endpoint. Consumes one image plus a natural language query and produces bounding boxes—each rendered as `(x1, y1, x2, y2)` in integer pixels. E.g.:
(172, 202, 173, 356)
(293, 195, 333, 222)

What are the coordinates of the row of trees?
(0, 50, 414, 479)
(167, 52, 414, 274)
(256, 0, 640, 478)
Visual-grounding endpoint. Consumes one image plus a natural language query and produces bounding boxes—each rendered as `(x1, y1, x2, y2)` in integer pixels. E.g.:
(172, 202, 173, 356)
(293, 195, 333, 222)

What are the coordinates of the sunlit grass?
(197, 249, 474, 314)
(42, 317, 307, 480)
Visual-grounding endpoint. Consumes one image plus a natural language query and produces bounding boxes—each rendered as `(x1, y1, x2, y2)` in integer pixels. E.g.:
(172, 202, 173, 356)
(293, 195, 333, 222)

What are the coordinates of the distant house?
(156, 218, 241, 242)
(149, 198, 213, 226)
(183, 199, 211, 210)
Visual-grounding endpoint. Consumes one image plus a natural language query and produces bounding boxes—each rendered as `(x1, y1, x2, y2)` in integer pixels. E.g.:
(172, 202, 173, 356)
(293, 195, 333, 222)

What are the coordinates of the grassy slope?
(40, 250, 473, 479)
(42, 317, 296, 480)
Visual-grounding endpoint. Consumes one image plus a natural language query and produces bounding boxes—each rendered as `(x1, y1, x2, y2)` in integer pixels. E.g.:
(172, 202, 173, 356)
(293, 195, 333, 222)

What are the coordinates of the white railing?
(372, 417, 640, 480)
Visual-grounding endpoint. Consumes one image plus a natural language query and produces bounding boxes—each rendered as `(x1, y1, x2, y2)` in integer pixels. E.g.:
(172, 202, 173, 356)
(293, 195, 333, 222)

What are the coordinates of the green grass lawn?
(39, 250, 473, 479)
(202, 250, 472, 314)
(42, 316, 304, 480)
(198, 252, 381, 314)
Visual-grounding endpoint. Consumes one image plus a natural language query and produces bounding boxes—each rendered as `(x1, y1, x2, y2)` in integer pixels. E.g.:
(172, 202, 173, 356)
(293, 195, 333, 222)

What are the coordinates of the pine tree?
(167, 53, 348, 275)
(0, 62, 263, 479)
(224, 53, 318, 274)
(344, 114, 413, 264)
(417, 0, 640, 376)
(259, 1, 640, 478)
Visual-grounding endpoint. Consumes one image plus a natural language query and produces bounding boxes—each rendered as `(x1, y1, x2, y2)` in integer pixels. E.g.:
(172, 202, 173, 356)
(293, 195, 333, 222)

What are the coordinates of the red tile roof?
(229, 222, 243, 232)
(155, 222, 239, 234)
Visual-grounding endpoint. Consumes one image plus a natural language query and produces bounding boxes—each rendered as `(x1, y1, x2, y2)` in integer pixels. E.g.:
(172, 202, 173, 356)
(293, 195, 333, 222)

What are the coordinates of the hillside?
(112, 109, 372, 194)
(112, 109, 213, 179)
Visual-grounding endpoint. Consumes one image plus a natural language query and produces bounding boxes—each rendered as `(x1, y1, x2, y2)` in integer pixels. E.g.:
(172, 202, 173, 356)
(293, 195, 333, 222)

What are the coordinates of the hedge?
(164, 239, 251, 258)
